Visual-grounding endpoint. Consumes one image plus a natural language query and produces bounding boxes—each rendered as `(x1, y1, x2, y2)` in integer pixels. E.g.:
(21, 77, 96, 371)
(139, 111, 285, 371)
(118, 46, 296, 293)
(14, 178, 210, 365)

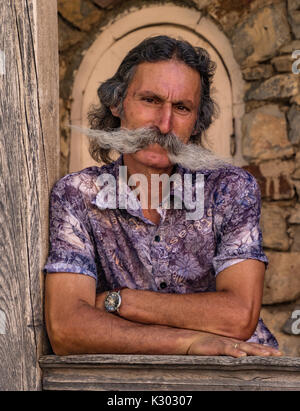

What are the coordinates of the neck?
(122, 153, 175, 212)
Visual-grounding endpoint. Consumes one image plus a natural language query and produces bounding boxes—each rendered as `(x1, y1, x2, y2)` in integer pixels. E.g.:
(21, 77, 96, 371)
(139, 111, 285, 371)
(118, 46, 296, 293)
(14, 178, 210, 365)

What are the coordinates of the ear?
(110, 106, 120, 118)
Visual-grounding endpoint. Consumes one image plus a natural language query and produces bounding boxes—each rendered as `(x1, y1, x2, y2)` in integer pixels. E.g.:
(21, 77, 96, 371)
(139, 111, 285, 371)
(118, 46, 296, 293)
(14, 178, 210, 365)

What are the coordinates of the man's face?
(111, 59, 201, 170)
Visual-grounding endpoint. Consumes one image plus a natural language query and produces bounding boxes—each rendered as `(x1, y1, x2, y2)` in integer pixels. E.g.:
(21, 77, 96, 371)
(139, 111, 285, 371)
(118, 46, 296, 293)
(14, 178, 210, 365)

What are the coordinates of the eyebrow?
(134, 90, 195, 108)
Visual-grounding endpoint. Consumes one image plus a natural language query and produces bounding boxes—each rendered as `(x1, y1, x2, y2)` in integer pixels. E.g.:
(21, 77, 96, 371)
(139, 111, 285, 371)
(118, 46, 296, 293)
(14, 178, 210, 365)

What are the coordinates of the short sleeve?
(212, 169, 268, 276)
(43, 176, 98, 281)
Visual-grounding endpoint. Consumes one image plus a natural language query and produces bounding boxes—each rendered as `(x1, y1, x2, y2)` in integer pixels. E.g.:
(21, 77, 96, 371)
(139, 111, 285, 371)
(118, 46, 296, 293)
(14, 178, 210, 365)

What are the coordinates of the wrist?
(175, 330, 204, 355)
(104, 289, 121, 314)
(95, 288, 126, 312)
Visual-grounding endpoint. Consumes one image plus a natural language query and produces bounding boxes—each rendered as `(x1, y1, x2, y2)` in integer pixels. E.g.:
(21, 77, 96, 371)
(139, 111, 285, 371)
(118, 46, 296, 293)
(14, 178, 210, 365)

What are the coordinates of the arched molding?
(70, 5, 245, 172)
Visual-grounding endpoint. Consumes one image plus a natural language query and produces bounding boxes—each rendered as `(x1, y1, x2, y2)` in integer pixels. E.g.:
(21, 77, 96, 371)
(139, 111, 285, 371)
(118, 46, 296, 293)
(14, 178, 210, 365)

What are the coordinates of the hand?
(187, 332, 282, 358)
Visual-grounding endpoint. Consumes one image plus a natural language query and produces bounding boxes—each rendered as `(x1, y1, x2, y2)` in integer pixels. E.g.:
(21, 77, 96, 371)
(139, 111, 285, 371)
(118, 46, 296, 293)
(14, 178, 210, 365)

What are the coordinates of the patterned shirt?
(43, 154, 278, 348)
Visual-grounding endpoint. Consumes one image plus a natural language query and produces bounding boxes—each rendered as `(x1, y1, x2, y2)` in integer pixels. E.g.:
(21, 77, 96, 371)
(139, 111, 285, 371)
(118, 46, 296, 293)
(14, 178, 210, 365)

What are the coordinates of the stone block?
(263, 251, 300, 304)
(289, 203, 300, 223)
(207, 0, 286, 37)
(293, 168, 300, 179)
(242, 165, 267, 198)
(290, 94, 300, 105)
(287, 105, 300, 145)
(261, 204, 290, 251)
(242, 64, 274, 81)
(294, 180, 300, 198)
(231, 3, 291, 66)
(290, 225, 300, 251)
(246, 74, 299, 101)
(242, 105, 293, 162)
(259, 160, 295, 200)
(58, 0, 103, 32)
(58, 17, 83, 52)
(288, 0, 300, 38)
(261, 302, 300, 356)
(271, 55, 293, 73)
(292, 151, 300, 179)
(280, 39, 300, 54)
(243, 160, 296, 200)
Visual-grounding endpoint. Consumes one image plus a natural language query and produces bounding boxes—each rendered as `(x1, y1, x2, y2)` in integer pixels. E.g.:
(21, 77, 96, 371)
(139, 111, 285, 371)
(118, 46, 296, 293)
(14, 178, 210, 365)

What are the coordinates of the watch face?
(104, 291, 120, 313)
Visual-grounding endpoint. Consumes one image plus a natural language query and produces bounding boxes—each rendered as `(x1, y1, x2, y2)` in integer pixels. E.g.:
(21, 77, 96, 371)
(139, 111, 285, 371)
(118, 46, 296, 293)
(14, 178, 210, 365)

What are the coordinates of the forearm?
(49, 300, 199, 356)
(114, 289, 253, 340)
(49, 299, 281, 358)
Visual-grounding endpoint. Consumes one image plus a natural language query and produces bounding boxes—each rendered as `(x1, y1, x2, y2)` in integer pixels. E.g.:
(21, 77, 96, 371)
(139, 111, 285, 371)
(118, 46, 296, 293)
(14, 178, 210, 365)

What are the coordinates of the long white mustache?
(71, 125, 231, 170)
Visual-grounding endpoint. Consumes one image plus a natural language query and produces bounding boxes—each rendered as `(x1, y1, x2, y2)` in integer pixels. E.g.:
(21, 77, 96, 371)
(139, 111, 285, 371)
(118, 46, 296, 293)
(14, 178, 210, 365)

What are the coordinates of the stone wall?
(58, 0, 300, 355)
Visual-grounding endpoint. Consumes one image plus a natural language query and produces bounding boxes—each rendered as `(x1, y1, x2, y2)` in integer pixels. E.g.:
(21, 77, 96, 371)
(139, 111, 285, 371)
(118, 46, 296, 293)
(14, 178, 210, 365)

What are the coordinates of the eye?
(175, 105, 190, 112)
(142, 97, 155, 103)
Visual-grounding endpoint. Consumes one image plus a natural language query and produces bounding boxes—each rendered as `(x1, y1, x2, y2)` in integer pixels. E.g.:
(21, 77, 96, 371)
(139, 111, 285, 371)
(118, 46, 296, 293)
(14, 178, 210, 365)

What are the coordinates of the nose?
(156, 104, 173, 135)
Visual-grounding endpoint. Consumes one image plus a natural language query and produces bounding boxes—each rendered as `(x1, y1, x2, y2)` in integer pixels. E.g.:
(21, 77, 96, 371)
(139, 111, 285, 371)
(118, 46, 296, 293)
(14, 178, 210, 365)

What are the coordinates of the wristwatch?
(104, 290, 122, 314)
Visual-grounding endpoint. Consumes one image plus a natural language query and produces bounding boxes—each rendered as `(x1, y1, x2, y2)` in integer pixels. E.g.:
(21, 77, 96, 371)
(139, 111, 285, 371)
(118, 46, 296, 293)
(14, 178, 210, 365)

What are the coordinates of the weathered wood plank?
(39, 354, 300, 368)
(0, 0, 59, 390)
(41, 380, 300, 392)
(35, 0, 60, 358)
(39, 355, 300, 391)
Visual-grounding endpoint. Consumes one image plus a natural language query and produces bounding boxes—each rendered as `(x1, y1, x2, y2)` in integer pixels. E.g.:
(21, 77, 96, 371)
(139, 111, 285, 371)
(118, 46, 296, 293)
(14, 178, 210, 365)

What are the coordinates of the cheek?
(175, 119, 196, 142)
(121, 102, 151, 128)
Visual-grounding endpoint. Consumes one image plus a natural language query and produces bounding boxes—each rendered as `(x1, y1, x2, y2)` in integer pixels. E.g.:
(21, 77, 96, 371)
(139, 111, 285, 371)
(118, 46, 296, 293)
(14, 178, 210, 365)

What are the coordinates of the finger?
(245, 343, 282, 356)
(236, 342, 281, 357)
(224, 343, 247, 358)
(224, 341, 270, 358)
(223, 338, 282, 357)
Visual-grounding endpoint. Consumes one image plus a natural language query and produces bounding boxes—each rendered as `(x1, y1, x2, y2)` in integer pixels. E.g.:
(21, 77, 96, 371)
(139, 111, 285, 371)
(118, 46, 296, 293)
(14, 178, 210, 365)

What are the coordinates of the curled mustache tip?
(69, 124, 97, 137)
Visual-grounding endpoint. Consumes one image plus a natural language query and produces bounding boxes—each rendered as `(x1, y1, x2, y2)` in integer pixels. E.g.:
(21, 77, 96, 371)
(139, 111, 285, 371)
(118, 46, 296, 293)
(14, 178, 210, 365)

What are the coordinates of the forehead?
(127, 60, 201, 102)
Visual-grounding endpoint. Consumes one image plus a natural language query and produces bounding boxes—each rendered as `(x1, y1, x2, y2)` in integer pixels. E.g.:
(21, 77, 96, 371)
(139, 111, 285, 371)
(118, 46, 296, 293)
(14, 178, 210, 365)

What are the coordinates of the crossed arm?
(45, 259, 281, 357)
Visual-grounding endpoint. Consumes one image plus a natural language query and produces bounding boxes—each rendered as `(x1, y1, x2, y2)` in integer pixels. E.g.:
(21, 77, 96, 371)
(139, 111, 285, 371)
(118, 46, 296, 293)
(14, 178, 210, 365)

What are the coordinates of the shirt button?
(154, 235, 161, 242)
(160, 281, 167, 289)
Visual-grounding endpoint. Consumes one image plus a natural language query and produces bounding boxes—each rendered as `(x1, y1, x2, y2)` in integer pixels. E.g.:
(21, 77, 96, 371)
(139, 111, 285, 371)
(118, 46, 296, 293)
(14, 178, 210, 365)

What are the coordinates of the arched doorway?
(70, 5, 245, 172)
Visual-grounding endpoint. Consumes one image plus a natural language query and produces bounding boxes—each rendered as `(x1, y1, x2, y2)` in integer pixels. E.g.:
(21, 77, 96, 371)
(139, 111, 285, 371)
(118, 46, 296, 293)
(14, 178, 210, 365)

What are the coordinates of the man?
(44, 36, 281, 357)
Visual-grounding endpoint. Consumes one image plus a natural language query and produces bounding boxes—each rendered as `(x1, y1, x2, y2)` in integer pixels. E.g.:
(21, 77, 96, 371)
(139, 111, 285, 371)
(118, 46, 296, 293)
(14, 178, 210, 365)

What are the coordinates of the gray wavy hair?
(88, 35, 218, 164)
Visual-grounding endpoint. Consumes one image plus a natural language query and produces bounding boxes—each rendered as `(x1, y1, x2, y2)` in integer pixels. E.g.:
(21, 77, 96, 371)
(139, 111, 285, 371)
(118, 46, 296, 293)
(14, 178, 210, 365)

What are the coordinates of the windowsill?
(39, 354, 300, 391)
